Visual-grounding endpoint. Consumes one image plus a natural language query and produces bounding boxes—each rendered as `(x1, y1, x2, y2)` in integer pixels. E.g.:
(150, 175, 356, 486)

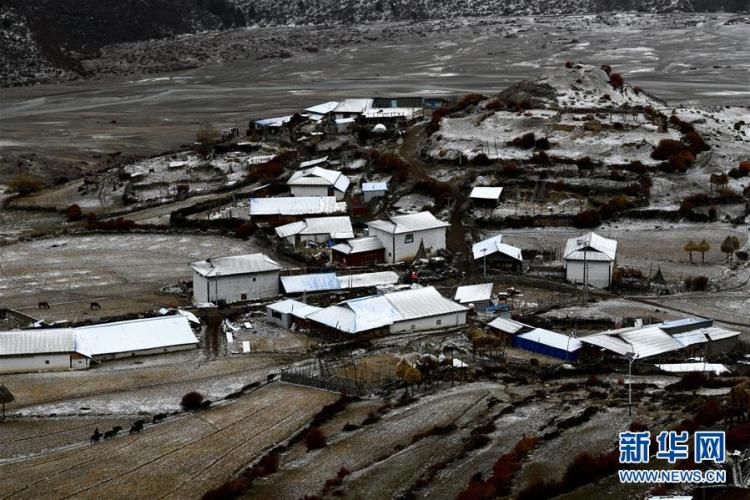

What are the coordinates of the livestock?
(90, 428, 101, 443)
(152, 413, 167, 424)
(38, 301, 50, 309)
(90, 302, 102, 311)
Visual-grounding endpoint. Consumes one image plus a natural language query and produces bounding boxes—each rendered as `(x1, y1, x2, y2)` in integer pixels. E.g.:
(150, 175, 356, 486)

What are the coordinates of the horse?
(103, 430, 116, 440)
(90, 302, 101, 311)
(90, 428, 102, 443)
(152, 413, 167, 424)
(38, 301, 50, 309)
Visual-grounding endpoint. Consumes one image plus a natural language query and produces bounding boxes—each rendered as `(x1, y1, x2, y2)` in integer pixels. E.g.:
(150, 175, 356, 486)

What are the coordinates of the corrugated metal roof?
(305, 102, 339, 115)
(362, 182, 388, 192)
(662, 318, 713, 331)
(75, 316, 198, 357)
(255, 116, 292, 127)
(0, 329, 76, 356)
(454, 283, 493, 304)
(288, 166, 350, 193)
(334, 98, 373, 114)
(249, 197, 347, 216)
(367, 211, 449, 235)
(619, 326, 683, 358)
(275, 217, 353, 239)
(470, 187, 504, 200)
(281, 273, 341, 293)
(385, 286, 467, 320)
(487, 317, 526, 334)
(338, 271, 399, 289)
(563, 232, 617, 262)
(299, 157, 329, 168)
(517, 328, 583, 352)
(266, 299, 322, 318)
(331, 236, 384, 255)
(579, 333, 634, 356)
(362, 107, 422, 119)
(673, 330, 709, 347)
(703, 327, 741, 341)
(191, 254, 281, 277)
(345, 296, 402, 331)
(472, 235, 523, 261)
(656, 363, 730, 375)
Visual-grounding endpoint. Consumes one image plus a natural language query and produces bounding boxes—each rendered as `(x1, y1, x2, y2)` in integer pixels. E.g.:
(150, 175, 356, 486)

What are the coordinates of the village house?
(366, 211, 449, 263)
(0, 329, 88, 374)
(287, 167, 351, 200)
(280, 271, 399, 295)
(275, 216, 354, 247)
(331, 236, 386, 266)
(563, 232, 617, 289)
(487, 317, 582, 360)
(454, 283, 494, 311)
(247, 196, 347, 224)
(362, 181, 388, 202)
(469, 186, 504, 208)
(304, 102, 339, 122)
(190, 253, 282, 304)
(472, 234, 523, 272)
(266, 299, 322, 329)
(333, 98, 373, 121)
(306, 286, 468, 336)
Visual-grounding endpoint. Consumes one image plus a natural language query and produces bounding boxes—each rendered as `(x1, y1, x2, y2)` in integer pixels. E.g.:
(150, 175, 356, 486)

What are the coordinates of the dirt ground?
(0, 383, 338, 500)
(0, 233, 285, 321)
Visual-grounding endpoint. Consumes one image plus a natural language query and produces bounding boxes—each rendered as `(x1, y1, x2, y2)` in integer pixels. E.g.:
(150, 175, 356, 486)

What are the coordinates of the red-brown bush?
(181, 391, 205, 411)
(609, 72, 624, 89)
(727, 423, 750, 450)
(502, 163, 521, 177)
(629, 421, 649, 432)
(304, 427, 327, 450)
(652, 139, 688, 161)
(372, 152, 410, 182)
(65, 204, 83, 221)
(684, 131, 709, 155)
(572, 209, 602, 228)
(510, 132, 536, 149)
(668, 149, 695, 172)
(693, 399, 725, 427)
(669, 115, 695, 134)
(684, 275, 709, 291)
(234, 222, 257, 240)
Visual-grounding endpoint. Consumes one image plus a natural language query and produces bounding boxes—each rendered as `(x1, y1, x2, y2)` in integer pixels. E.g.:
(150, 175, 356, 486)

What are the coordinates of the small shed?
(190, 253, 283, 304)
(454, 283, 494, 311)
(563, 232, 617, 289)
(287, 166, 350, 200)
(513, 328, 583, 361)
(266, 299, 322, 329)
(472, 235, 523, 272)
(275, 216, 354, 247)
(331, 236, 385, 266)
(469, 187, 504, 207)
(281, 273, 341, 295)
(362, 181, 388, 202)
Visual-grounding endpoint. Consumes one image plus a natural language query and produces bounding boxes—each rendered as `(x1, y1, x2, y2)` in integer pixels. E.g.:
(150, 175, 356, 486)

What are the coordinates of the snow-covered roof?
(385, 286, 468, 320)
(702, 326, 741, 341)
(334, 98, 373, 114)
(472, 234, 523, 261)
(673, 330, 709, 347)
(367, 211, 450, 235)
(331, 236, 384, 255)
(580, 333, 634, 357)
(306, 286, 467, 334)
(255, 116, 293, 128)
(0, 329, 76, 356)
(657, 363, 730, 375)
(338, 271, 399, 289)
(191, 254, 281, 277)
(563, 232, 617, 262)
(517, 328, 583, 353)
(281, 273, 341, 294)
(299, 157, 329, 169)
(454, 283, 494, 304)
(470, 187, 504, 200)
(488, 317, 528, 335)
(248, 197, 347, 216)
(275, 216, 354, 239)
(305, 102, 339, 115)
(288, 166, 351, 193)
(74, 316, 199, 357)
(362, 181, 388, 192)
(266, 299, 322, 318)
(619, 326, 684, 358)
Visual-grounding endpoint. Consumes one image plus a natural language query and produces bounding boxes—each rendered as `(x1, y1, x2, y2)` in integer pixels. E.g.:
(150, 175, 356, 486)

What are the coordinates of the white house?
(472, 234, 523, 272)
(0, 329, 88, 374)
(266, 299, 322, 329)
(469, 186, 504, 206)
(287, 167, 351, 200)
(366, 211, 450, 263)
(190, 253, 282, 304)
(563, 232, 617, 289)
(304, 102, 339, 122)
(306, 286, 467, 335)
(454, 283, 494, 311)
(333, 98, 373, 121)
(275, 216, 354, 246)
(74, 315, 199, 360)
(362, 181, 388, 202)
(248, 196, 347, 218)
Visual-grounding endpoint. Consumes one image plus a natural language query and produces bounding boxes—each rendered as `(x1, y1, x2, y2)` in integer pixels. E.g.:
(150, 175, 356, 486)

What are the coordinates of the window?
(241, 293, 247, 301)
(271, 311, 282, 319)
(436, 319, 442, 325)
(405, 233, 414, 244)
(252, 277, 256, 282)
(45, 360, 50, 364)
(411, 324, 416, 331)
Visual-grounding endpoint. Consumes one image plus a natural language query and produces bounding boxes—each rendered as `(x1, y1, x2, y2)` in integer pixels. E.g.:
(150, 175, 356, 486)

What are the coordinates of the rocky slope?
(1, 0, 747, 87)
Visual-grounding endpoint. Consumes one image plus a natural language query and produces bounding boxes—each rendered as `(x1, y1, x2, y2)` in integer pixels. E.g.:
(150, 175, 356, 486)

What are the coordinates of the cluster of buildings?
(0, 315, 200, 374)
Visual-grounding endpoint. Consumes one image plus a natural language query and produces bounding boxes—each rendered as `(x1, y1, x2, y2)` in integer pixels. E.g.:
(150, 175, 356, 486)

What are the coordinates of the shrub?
(235, 222, 257, 240)
(624, 160, 648, 174)
(685, 131, 709, 155)
(510, 132, 536, 149)
(65, 204, 83, 221)
(684, 275, 709, 291)
(565, 61, 574, 68)
(669, 115, 695, 134)
(652, 139, 688, 161)
(535, 137, 551, 150)
(600, 64, 612, 75)
(629, 421, 648, 432)
(180, 391, 205, 411)
(372, 152, 410, 182)
(247, 160, 283, 183)
(609, 72, 624, 89)
(694, 399, 724, 427)
(7, 175, 45, 195)
(679, 371, 708, 389)
(572, 209, 601, 228)
(427, 93, 485, 135)
(255, 451, 280, 475)
(668, 149, 695, 172)
(740, 160, 750, 174)
(727, 423, 750, 450)
(304, 427, 327, 450)
(472, 153, 491, 166)
(576, 156, 596, 171)
(502, 163, 521, 177)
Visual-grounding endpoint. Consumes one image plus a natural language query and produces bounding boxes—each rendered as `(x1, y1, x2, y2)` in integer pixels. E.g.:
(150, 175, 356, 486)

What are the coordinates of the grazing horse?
(152, 413, 167, 424)
(103, 430, 115, 440)
(90, 428, 102, 444)
(38, 301, 50, 309)
(90, 302, 101, 311)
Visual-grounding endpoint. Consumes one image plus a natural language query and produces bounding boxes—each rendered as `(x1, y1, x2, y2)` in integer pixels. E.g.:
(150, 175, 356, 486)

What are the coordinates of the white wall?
(290, 185, 329, 198)
(370, 227, 447, 263)
(267, 308, 291, 329)
(193, 271, 280, 304)
(0, 353, 78, 374)
(363, 190, 386, 202)
(565, 260, 613, 289)
(389, 311, 467, 334)
(93, 343, 196, 361)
